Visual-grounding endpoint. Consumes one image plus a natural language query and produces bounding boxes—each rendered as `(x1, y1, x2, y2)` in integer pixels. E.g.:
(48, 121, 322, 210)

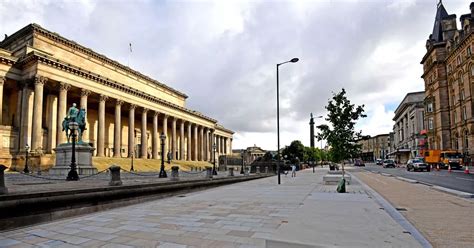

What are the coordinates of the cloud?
(1, 0, 469, 150)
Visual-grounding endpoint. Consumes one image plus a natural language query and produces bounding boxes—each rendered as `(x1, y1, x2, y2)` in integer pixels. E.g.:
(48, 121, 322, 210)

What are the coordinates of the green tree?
(282, 140, 305, 163)
(317, 89, 366, 164)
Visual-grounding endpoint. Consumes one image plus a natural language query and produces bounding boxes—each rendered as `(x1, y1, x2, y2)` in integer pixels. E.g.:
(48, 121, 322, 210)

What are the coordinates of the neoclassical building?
(421, 2, 474, 155)
(0, 23, 233, 169)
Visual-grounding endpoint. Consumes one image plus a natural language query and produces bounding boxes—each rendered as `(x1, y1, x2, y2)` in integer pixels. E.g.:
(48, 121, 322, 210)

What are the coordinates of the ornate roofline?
(16, 51, 217, 123)
(215, 124, 235, 134)
(0, 23, 188, 99)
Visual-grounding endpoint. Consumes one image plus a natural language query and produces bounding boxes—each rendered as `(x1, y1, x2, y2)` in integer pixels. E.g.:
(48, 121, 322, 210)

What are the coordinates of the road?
(360, 163, 474, 194)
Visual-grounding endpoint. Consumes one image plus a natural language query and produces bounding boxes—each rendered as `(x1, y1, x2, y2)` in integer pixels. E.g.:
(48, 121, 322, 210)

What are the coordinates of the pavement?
(0, 168, 423, 247)
(354, 170, 474, 248)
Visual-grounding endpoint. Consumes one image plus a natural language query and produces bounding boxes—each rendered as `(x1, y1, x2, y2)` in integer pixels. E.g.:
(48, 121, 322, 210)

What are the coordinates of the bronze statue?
(62, 103, 87, 143)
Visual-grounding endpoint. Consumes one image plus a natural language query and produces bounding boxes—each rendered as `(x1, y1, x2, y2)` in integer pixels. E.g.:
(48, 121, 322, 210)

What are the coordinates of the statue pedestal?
(50, 143, 97, 176)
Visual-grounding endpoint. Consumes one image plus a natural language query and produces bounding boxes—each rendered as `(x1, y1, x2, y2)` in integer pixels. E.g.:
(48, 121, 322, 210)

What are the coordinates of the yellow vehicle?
(422, 150, 464, 169)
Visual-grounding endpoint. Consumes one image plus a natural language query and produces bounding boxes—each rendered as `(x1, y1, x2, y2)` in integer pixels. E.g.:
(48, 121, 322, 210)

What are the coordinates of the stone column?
(128, 104, 135, 158)
(193, 124, 198, 161)
(204, 128, 208, 161)
(172, 117, 177, 160)
(229, 138, 233, 154)
(0, 76, 5, 125)
(187, 122, 192, 161)
(180, 120, 184, 160)
(19, 81, 32, 150)
(80, 89, 90, 142)
(113, 100, 123, 157)
(152, 111, 159, 159)
(15, 84, 22, 129)
(46, 94, 57, 153)
(97, 95, 108, 157)
(162, 114, 168, 157)
(31, 76, 46, 151)
(141, 108, 148, 159)
(57, 82, 70, 145)
(210, 130, 215, 162)
(199, 126, 204, 161)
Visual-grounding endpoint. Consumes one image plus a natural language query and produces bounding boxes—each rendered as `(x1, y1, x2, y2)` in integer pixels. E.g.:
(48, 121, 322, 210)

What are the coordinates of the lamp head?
(68, 121, 79, 131)
(290, 58, 299, 63)
(160, 132, 166, 141)
(25, 144, 29, 150)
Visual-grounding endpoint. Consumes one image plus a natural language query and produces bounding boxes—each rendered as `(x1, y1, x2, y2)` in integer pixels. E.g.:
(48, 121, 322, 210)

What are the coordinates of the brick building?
(421, 2, 474, 156)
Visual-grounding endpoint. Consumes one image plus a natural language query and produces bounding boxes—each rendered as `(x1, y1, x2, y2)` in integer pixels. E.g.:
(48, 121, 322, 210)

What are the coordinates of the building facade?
(358, 134, 389, 162)
(421, 2, 474, 156)
(392, 91, 425, 163)
(0, 24, 234, 169)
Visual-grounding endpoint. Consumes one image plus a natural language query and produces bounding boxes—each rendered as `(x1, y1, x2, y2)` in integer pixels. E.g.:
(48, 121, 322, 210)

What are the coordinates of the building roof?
(393, 91, 425, 119)
(431, 1, 449, 42)
(0, 23, 188, 99)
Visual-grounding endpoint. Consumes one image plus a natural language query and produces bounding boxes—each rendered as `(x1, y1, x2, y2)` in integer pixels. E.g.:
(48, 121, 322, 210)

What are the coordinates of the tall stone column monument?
(309, 113, 315, 148)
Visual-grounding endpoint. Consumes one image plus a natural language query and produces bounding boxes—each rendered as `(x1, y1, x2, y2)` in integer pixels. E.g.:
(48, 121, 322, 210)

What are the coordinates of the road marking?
(456, 177, 474, 182)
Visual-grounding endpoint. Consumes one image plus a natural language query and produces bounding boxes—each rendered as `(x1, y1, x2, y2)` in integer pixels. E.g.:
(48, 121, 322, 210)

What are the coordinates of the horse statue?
(62, 108, 87, 143)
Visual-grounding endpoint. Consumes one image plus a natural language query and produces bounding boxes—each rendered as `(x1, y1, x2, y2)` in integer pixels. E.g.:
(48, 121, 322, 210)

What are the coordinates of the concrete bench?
(323, 174, 351, 185)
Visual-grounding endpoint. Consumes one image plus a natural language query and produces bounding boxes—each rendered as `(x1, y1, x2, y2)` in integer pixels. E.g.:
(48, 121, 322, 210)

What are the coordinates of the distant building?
(392, 92, 425, 163)
(357, 134, 390, 162)
(421, 2, 474, 156)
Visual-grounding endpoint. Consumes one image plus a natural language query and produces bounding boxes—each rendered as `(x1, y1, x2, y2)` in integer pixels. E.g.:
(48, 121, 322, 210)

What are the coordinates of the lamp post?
(23, 144, 30, 173)
(212, 143, 217, 175)
(240, 151, 245, 174)
(159, 132, 167, 178)
(67, 121, 79, 181)
(276, 57, 299, 185)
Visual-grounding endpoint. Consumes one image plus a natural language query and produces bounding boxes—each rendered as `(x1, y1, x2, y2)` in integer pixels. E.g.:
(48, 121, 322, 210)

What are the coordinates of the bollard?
(0, 164, 8, 194)
(205, 167, 213, 179)
(256, 166, 261, 174)
(108, 165, 122, 186)
(170, 166, 179, 181)
(228, 167, 234, 177)
(265, 166, 269, 174)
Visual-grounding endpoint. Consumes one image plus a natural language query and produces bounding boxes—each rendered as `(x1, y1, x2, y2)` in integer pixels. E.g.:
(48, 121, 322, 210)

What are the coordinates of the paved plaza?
(0, 169, 422, 247)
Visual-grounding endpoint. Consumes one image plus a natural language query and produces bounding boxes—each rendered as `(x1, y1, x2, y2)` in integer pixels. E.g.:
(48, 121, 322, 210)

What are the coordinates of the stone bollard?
(265, 167, 269, 174)
(256, 166, 261, 174)
(205, 167, 213, 178)
(0, 164, 8, 194)
(228, 167, 234, 177)
(109, 165, 122, 186)
(170, 166, 179, 181)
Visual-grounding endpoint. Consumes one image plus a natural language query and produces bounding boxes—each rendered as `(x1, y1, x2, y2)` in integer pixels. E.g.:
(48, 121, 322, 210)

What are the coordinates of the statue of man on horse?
(62, 103, 87, 143)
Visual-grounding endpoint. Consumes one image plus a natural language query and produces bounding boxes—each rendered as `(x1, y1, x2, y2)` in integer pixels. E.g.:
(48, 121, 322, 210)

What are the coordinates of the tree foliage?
(316, 89, 366, 163)
(282, 140, 305, 163)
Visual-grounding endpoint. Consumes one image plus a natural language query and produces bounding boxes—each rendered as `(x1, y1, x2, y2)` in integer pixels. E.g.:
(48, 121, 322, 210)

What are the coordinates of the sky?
(0, 0, 469, 150)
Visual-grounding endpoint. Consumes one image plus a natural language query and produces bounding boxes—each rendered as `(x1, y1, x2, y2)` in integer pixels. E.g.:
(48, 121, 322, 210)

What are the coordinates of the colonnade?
(2, 76, 232, 161)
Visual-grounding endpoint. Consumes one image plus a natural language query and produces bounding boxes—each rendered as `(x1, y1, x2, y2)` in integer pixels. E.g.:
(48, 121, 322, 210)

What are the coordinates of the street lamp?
(159, 132, 167, 178)
(240, 151, 245, 174)
(67, 121, 79, 181)
(23, 144, 30, 173)
(276, 57, 299, 184)
(212, 143, 217, 175)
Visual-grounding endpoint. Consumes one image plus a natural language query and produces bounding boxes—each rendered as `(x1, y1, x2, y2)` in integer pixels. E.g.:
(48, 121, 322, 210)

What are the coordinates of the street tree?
(317, 88, 366, 167)
(282, 140, 305, 163)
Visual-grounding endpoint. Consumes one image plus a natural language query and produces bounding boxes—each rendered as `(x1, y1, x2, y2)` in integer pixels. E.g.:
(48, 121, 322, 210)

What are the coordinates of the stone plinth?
(50, 143, 97, 175)
(323, 174, 351, 185)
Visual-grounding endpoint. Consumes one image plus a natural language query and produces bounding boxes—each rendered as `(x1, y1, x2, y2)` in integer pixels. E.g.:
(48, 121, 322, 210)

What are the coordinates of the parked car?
(354, 159, 365, 167)
(406, 158, 430, 172)
(376, 159, 383, 165)
(382, 159, 396, 168)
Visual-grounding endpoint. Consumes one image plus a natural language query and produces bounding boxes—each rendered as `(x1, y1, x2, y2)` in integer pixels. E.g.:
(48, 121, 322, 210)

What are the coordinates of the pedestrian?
(291, 164, 296, 177)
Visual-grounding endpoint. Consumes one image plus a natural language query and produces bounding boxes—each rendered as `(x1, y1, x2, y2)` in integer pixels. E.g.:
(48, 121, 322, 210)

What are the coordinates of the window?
(467, 46, 472, 57)
(454, 110, 457, 123)
(421, 111, 425, 129)
(471, 66, 474, 76)
(455, 137, 459, 150)
(457, 56, 461, 65)
(461, 89, 465, 101)
(427, 102, 433, 112)
(463, 106, 467, 121)
(428, 118, 434, 130)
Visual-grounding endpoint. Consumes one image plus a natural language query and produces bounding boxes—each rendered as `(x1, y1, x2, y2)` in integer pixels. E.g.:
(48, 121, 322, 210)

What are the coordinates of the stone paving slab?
(0, 168, 422, 247)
